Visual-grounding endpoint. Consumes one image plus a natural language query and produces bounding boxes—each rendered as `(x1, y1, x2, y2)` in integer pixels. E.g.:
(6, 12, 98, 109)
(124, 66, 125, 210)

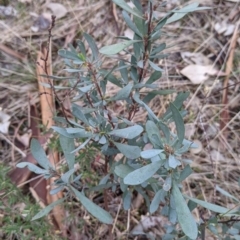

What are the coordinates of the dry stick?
(36, 16, 65, 234)
(220, 21, 240, 140)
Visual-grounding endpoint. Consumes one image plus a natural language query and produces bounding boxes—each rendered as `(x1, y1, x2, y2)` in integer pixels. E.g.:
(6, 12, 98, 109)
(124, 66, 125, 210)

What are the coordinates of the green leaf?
(146, 71, 162, 84)
(119, 60, 128, 84)
(146, 120, 163, 148)
(60, 135, 75, 170)
(143, 89, 175, 103)
(70, 186, 113, 224)
(113, 0, 143, 18)
(32, 198, 65, 221)
(58, 49, 79, 60)
(150, 189, 166, 213)
(123, 190, 132, 210)
(72, 103, 89, 126)
(110, 83, 133, 101)
(172, 182, 198, 239)
(151, 43, 166, 56)
(148, 60, 164, 72)
(133, 93, 159, 122)
(124, 161, 161, 185)
(31, 139, 53, 170)
(109, 125, 143, 139)
(184, 195, 239, 216)
(61, 169, 75, 184)
(16, 162, 48, 175)
(170, 103, 185, 144)
(72, 138, 91, 153)
(216, 185, 239, 202)
(122, 11, 142, 37)
(166, 3, 210, 24)
(169, 155, 181, 169)
(178, 165, 193, 182)
(114, 142, 141, 159)
(114, 164, 134, 178)
(163, 92, 189, 121)
(99, 40, 140, 55)
(83, 33, 98, 60)
(140, 149, 163, 159)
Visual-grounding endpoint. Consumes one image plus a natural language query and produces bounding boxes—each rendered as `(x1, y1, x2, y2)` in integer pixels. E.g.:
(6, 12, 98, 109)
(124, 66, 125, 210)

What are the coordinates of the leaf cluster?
(16, 1, 240, 239)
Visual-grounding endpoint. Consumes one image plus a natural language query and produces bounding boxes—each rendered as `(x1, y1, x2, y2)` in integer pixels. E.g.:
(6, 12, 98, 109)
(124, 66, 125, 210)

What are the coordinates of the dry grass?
(0, 0, 240, 239)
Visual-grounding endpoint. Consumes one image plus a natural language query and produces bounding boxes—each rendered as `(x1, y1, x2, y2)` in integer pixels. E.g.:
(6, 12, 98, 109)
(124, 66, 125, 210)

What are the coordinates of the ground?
(0, 0, 240, 239)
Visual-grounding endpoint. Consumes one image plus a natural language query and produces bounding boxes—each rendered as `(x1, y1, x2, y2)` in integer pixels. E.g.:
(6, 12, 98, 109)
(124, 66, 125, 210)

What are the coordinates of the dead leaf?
(214, 22, 235, 36)
(16, 132, 31, 148)
(0, 111, 11, 134)
(181, 52, 212, 65)
(180, 65, 218, 84)
(46, 3, 67, 19)
(190, 140, 202, 154)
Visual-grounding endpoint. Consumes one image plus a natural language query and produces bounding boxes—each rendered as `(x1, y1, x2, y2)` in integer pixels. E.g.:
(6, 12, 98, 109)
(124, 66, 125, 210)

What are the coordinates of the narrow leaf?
(140, 149, 163, 159)
(60, 135, 75, 170)
(114, 164, 134, 178)
(148, 60, 164, 72)
(32, 198, 65, 221)
(170, 103, 185, 144)
(113, 0, 143, 18)
(109, 125, 143, 139)
(216, 185, 239, 202)
(16, 162, 48, 175)
(114, 142, 141, 159)
(150, 189, 165, 213)
(172, 182, 198, 239)
(179, 165, 193, 182)
(110, 83, 133, 101)
(30, 139, 53, 170)
(185, 195, 239, 215)
(99, 40, 140, 55)
(83, 33, 98, 60)
(122, 10, 142, 37)
(169, 155, 181, 169)
(70, 186, 113, 224)
(124, 161, 161, 185)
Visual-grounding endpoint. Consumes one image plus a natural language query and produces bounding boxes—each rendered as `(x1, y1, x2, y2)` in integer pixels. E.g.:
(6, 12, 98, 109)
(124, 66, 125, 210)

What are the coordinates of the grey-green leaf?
(172, 182, 198, 239)
(150, 189, 164, 213)
(140, 149, 163, 159)
(99, 40, 140, 55)
(70, 186, 113, 224)
(122, 10, 142, 37)
(146, 120, 163, 148)
(16, 162, 48, 175)
(114, 164, 134, 178)
(31, 138, 53, 170)
(148, 60, 164, 72)
(110, 83, 133, 101)
(60, 135, 75, 170)
(169, 155, 181, 169)
(83, 33, 98, 61)
(113, 0, 143, 18)
(124, 161, 161, 185)
(32, 198, 65, 221)
(114, 142, 141, 159)
(185, 195, 239, 215)
(170, 103, 185, 144)
(109, 125, 143, 139)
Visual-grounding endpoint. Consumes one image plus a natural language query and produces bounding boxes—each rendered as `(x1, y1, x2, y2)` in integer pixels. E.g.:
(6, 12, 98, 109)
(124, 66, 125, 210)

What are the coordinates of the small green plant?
(16, 1, 240, 239)
(0, 164, 58, 239)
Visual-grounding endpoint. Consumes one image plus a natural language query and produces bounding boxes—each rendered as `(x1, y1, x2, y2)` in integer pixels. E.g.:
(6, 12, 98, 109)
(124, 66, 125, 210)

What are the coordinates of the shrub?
(16, 1, 240, 239)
